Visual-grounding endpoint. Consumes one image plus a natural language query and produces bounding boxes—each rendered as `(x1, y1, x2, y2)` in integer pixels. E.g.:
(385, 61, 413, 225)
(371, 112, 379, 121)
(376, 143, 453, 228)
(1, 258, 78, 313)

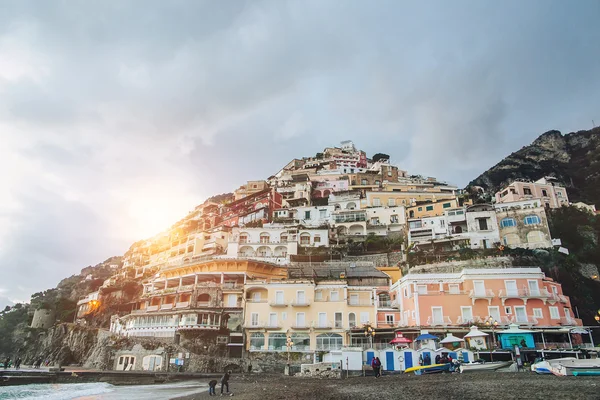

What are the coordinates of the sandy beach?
(173, 372, 600, 400)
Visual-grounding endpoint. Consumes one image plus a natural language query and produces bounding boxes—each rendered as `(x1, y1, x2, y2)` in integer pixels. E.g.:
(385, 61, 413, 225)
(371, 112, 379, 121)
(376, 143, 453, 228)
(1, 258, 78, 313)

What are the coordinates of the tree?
(372, 153, 390, 163)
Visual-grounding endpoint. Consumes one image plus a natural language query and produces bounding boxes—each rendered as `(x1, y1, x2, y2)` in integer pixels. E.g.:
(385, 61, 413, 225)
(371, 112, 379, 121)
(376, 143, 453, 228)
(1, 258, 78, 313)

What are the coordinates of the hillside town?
(39, 140, 595, 374)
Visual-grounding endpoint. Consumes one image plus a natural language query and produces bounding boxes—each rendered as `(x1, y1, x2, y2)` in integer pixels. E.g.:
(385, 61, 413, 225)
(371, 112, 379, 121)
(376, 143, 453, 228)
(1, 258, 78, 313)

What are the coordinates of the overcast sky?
(1, 0, 599, 306)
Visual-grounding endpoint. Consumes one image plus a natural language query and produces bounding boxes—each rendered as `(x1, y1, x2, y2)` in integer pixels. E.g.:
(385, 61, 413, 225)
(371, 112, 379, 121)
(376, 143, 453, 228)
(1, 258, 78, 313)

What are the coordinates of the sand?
(172, 372, 600, 400)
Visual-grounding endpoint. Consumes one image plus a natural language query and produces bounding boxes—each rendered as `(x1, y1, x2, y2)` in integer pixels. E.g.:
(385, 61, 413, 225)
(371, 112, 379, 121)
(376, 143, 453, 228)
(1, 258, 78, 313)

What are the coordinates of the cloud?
(0, 0, 599, 300)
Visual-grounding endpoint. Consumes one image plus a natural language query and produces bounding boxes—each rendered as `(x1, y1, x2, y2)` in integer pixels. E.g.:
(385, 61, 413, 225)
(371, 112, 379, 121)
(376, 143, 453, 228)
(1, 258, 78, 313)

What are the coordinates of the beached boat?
(459, 360, 512, 373)
(404, 363, 452, 375)
(531, 358, 576, 375)
(549, 359, 600, 376)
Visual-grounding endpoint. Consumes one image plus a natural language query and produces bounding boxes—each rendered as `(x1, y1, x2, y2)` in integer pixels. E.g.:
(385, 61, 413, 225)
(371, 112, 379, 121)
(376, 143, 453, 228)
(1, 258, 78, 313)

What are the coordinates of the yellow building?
(363, 190, 457, 209)
(244, 280, 376, 353)
(406, 199, 459, 219)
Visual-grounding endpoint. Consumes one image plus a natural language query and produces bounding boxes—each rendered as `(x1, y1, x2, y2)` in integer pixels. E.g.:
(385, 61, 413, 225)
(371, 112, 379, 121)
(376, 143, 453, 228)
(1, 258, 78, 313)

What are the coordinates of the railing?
(160, 304, 174, 310)
(247, 321, 281, 329)
(377, 300, 399, 308)
(291, 301, 311, 307)
(426, 316, 452, 327)
(291, 324, 311, 330)
(376, 322, 397, 328)
(514, 315, 539, 325)
(146, 305, 159, 312)
(312, 321, 333, 329)
(445, 290, 466, 295)
(314, 296, 329, 302)
(456, 316, 482, 325)
(222, 283, 243, 290)
(246, 299, 268, 303)
(535, 342, 572, 350)
(316, 343, 343, 351)
(348, 300, 373, 306)
(175, 301, 189, 308)
(559, 295, 568, 303)
(469, 289, 495, 298)
(269, 302, 288, 307)
(560, 317, 576, 326)
(177, 322, 221, 330)
(354, 343, 395, 350)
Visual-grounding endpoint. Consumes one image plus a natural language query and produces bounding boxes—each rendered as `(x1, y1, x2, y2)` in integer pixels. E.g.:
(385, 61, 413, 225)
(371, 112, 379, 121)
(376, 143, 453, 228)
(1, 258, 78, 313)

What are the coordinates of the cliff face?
(469, 127, 600, 206)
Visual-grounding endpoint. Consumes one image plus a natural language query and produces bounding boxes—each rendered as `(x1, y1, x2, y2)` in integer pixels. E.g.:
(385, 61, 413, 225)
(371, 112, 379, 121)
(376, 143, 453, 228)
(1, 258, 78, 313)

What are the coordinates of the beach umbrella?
(415, 333, 439, 341)
(389, 332, 412, 345)
(440, 333, 465, 344)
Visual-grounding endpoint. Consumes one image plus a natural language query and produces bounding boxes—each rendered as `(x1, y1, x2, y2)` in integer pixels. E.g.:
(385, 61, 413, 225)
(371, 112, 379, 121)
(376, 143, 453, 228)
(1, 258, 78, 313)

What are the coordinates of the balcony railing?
(456, 316, 482, 325)
(160, 304, 174, 310)
(246, 321, 281, 329)
(147, 305, 159, 312)
(291, 324, 311, 330)
(175, 301, 190, 308)
(560, 317, 576, 326)
(291, 301, 311, 307)
(348, 300, 373, 306)
(377, 300, 399, 308)
(469, 289, 495, 299)
(426, 316, 452, 327)
(269, 302, 288, 307)
(312, 321, 333, 329)
(246, 299, 268, 303)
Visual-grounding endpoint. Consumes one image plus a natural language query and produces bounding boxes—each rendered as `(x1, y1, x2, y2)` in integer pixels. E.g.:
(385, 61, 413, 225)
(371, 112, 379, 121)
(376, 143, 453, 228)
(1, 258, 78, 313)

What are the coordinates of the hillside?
(469, 126, 600, 206)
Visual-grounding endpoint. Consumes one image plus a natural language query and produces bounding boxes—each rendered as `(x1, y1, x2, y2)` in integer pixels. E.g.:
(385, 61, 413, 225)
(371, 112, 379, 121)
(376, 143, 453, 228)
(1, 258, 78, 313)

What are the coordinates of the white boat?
(549, 359, 600, 376)
(531, 357, 576, 375)
(459, 360, 513, 373)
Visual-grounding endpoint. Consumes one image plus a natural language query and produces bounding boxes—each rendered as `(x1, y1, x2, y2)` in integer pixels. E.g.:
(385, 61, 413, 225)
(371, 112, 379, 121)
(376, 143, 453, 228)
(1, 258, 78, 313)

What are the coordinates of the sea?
(0, 380, 208, 400)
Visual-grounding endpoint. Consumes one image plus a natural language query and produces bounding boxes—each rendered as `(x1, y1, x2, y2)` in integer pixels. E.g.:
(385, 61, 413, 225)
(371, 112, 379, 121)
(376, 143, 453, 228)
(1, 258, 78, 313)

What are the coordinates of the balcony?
(348, 300, 373, 307)
(147, 305, 159, 312)
(175, 301, 190, 309)
(246, 299, 268, 303)
(499, 288, 550, 305)
(312, 321, 333, 330)
(269, 302, 288, 308)
(468, 289, 495, 305)
(177, 323, 221, 331)
(291, 323, 311, 330)
(514, 315, 539, 326)
(377, 300, 399, 309)
(559, 317, 577, 326)
(160, 303, 174, 310)
(291, 301, 311, 307)
(222, 283, 243, 292)
(246, 321, 281, 330)
(456, 316, 482, 325)
(426, 316, 452, 327)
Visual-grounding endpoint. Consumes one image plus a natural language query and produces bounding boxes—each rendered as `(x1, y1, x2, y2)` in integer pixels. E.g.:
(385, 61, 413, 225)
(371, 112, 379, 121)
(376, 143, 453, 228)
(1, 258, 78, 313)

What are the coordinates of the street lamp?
(363, 324, 376, 349)
(595, 309, 600, 323)
(485, 317, 499, 362)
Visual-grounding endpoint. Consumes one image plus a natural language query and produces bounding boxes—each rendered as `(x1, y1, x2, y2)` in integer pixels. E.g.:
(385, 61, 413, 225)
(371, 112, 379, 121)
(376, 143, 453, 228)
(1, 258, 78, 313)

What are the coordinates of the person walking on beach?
(15, 357, 22, 370)
(3, 357, 10, 369)
(208, 379, 218, 396)
(371, 357, 381, 378)
(220, 370, 231, 395)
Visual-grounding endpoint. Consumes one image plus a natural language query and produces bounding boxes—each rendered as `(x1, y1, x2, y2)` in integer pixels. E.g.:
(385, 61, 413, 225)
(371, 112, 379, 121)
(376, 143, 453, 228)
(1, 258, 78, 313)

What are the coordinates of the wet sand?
(173, 372, 600, 400)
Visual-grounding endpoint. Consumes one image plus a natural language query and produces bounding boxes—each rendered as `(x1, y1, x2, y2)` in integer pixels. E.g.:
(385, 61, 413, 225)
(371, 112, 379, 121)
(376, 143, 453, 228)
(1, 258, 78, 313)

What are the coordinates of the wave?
(0, 382, 114, 400)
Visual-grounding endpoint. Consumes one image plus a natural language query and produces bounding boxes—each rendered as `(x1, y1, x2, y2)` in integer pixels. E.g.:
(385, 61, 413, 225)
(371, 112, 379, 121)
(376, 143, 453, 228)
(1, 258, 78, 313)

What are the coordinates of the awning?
(464, 326, 488, 338)
(390, 333, 412, 344)
(440, 333, 465, 344)
(498, 323, 534, 334)
(415, 333, 439, 341)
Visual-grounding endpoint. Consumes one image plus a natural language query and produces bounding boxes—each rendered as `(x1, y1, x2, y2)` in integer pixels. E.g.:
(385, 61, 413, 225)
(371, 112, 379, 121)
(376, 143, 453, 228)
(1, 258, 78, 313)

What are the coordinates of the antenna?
(593, 120, 596, 128)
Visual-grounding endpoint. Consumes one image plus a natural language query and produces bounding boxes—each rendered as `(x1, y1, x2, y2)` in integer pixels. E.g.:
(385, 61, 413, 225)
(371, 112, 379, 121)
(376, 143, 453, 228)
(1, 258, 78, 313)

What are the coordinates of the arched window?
(346, 202, 357, 210)
(197, 293, 211, 306)
(409, 210, 415, 218)
(348, 312, 356, 328)
(454, 226, 463, 234)
(524, 215, 541, 225)
(500, 218, 517, 228)
(259, 233, 270, 243)
(334, 204, 341, 211)
(323, 190, 331, 198)
(250, 332, 265, 350)
(503, 234, 520, 246)
(291, 333, 310, 351)
(268, 333, 287, 351)
(316, 333, 343, 351)
(526, 230, 544, 244)
(280, 233, 288, 243)
(239, 234, 249, 244)
(300, 233, 311, 245)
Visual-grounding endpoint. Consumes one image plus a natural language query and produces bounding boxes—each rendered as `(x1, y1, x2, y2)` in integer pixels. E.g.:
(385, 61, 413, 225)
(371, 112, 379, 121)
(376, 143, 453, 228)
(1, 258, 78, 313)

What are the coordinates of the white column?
(221, 273, 225, 284)
(164, 280, 168, 290)
(194, 274, 198, 285)
(179, 277, 182, 289)
(589, 329, 595, 348)
(414, 282, 421, 326)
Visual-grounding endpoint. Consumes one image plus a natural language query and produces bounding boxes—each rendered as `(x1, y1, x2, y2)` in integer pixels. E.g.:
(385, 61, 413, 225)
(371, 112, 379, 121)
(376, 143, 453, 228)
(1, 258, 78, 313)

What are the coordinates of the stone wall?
(343, 252, 404, 267)
(407, 256, 513, 274)
(580, 263, 599, 280)
(30, 308, 56, 329)
(246, 351, 315, 373)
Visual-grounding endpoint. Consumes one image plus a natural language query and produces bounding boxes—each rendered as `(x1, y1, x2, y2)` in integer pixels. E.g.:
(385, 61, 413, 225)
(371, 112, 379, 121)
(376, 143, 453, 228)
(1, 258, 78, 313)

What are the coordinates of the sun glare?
(127, 197, 187, 239)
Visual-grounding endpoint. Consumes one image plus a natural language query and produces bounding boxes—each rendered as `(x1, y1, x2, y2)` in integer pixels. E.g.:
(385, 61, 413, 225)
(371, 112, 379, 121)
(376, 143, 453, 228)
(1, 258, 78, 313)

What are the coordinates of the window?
(461, 307, 473, 323)
(417, 285, 428, 295)
(335, 312, 343, 329)
(313, 235, 321, 243)
(388, 170, 392, 177)
(533, 308, 543, 319)
(268, 333, 287, 350)
(259, 233, 270, 243)
(281, 312, 287, 321)
(296, 312, 306, 327)
(318, 312, 327, 328)
(500, 218, 517, 228)
(319, 209, 327, 219)
(268, 313, 278, 327)
(349, 294, 359, 305)
(514, 306, 527, 323)
(348, 312, 356, 328)
(528, 280, 540, 296)
(304, 211, 311, 220)
(251, 313, 259, 326)
(299, 234, 310, 245)
(385, 314, 394, 325)
(390, 214, 399, 223)
(542, 189, 548, 197)
(315, 291, 323, 301)
(330, 291, 339, 301)
(524, 215, 541, 225)
(478, 218, 489, 231)
(488, 306, 501, 322)
(280, 234, 288, 243)
(373, 198, 381, 206)
(431, 307, 443, 325)
(360, 312, 369, 324)
(549, 307, 560, 319)
(361, 179, 367, 185)
(523, 187, 532, 195)
(504, 306, 512, 315)
(426, 205, 433, 211)
(505, 280, 518, 296)
(388, 198, 396, 206)
(473, 281, 486, 296)
(275, 291, 284, 305)
(296, 291, 306, 304)
(418, 207, 422, 212)
(252, 292, 262, 302)
(448, 284, 460, 294)
(443, 203, 451, 208)
(557, 191, 563, 198)
(250, 333, 264, 349)
(316, 333, 343, 351)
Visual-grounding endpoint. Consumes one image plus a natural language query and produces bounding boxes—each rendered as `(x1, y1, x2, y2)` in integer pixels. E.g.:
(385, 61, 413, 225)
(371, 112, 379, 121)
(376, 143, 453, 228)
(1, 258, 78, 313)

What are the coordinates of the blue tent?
(415, 333, 438, 341)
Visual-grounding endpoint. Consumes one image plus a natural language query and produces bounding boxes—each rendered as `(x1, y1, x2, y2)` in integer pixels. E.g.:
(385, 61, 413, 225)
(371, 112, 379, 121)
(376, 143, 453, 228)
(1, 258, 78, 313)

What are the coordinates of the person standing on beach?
(3, 357, 10, 369)
(371, 357, 381, 378)
(15, 357, 21, 370)
(220, 370, 231, 395)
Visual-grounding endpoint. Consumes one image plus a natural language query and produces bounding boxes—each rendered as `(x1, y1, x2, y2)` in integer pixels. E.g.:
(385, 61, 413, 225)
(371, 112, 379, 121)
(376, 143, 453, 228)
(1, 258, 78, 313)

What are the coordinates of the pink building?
(495, 177, 569, 209)
(393, 268, 581, 330)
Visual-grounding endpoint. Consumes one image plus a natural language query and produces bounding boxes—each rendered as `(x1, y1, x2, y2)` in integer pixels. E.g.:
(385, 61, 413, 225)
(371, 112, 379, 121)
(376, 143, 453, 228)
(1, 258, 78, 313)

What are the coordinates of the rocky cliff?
(469, 126, 600, 206)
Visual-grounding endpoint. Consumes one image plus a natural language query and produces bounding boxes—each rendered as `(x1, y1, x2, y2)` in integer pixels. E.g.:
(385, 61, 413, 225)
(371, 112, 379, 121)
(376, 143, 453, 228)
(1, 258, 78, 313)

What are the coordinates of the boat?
(404, 363, 452, 375)
(549, 359, 600, 376)
(531, 358, 576, 375)
(459, 360, 513, 373)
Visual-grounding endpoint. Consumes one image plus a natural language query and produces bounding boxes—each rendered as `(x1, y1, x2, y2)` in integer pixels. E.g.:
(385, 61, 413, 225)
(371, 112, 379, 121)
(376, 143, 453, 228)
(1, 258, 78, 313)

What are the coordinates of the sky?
(1, 0, 599, 306)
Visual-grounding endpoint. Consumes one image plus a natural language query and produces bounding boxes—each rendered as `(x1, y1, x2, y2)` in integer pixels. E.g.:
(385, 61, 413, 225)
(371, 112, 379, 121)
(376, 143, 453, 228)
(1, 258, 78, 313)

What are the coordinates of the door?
(473, 281, 485, 296)
(269, 313, 277, 327)
(386, 352, 395, 371)
(297, 291, 306, 304)
(488, 306, 501, 322)
(505, 281, 518, 296)
(461, 307, 473, 323)
(366, 351, 375, 365)
(404, 352, 413, 370)
(528, 281, 540, 296)
(296, 313, 305, 328)
(432, 307, 443, 325)
(148, 356, 155, 371)
(252, 292, 261, 302)
(514, 306, 527, 323)
(227, 294, 237, 307)
(334, 312, 342, 329)
(350, 294, 359, 305)
(318, 312, 327, 328)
